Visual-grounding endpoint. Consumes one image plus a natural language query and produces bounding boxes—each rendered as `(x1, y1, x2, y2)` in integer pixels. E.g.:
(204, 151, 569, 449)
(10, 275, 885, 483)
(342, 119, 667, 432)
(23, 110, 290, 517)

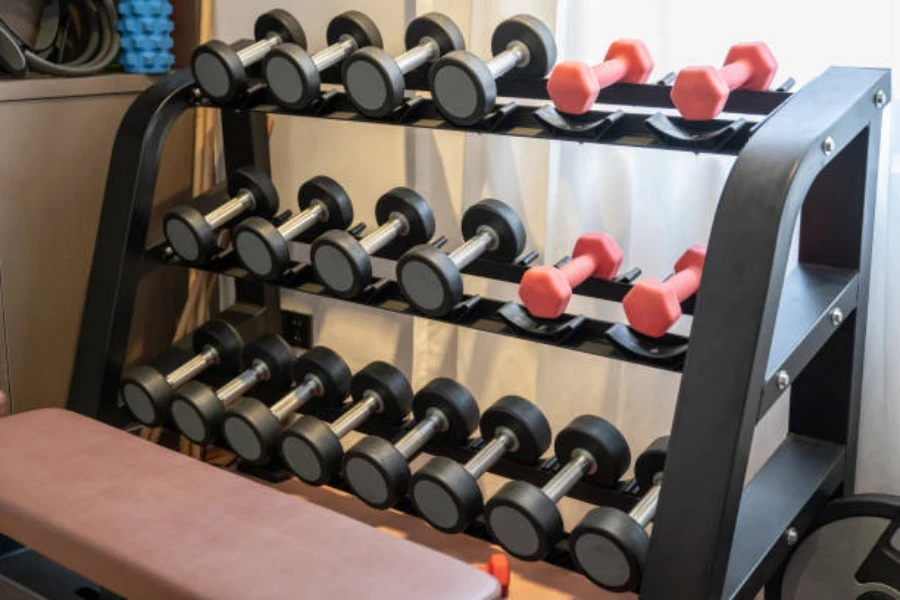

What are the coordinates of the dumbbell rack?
(67, 61, 889, 599)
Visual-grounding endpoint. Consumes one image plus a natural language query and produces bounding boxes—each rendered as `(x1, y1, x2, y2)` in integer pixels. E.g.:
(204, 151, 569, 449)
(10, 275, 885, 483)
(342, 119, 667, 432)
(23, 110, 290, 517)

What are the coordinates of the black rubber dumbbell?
(280, 361, 413, 485)
(169, 333, 296, 445)
(343, 12, 464, 118)
(234, 176, 354, 280)
(311, 187, 435, 298)
(398, 199, 526, 317)
(343, 378, 480, 510)
(410, 395, 551, 533)
(192, 9, 306, 104)
(221, 347, 352, 465)
(429, 15, 556, 126)
(164, 166, 279, 264)
(120, 319, 244, 427)
(264, 11, 383, 111)
(569, 436, 668, 592)
(484, 415, 630, 561)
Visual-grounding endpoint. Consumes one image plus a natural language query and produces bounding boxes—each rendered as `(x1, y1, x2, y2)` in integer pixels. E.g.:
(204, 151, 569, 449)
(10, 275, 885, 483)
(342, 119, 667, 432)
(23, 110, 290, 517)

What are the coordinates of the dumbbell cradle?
(548, 40, 654, 115)
(671, 42, 777, 120)
(221, 347, 351, 465)
(121, 320, 243, 427)
(192, 9, 306, 103)
(165, 166, 279, 264)
(234, 176, 354, 280)
(280, 361, 413, 485)
(622, 245, 706, 338)
(410, 395, 551, 534)
(570, 436, 668, 592)
(485, 415, 630, 561)
(519, 232, 623, 319)
(343, 13, 464, 118)
(170, 333, 295, 445)
(264, 11, 382, 111)
(398, 199, 526, 317)
(343, 378, 480, 510)
(430, 15, 556, 126)
(311, 187, 435, 298)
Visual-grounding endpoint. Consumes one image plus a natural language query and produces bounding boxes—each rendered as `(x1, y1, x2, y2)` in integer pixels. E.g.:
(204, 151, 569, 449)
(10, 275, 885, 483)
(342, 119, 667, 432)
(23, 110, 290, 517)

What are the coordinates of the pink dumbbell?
(670, 42, 777, 120)
(519, 233, 623, 319)
(623, 245, 706, 338)
(547, 40, 654, 115)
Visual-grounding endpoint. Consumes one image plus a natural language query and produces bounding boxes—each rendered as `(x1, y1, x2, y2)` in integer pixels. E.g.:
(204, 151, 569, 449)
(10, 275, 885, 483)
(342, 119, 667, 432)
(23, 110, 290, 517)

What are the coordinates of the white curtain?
(211, 0, 900, 525)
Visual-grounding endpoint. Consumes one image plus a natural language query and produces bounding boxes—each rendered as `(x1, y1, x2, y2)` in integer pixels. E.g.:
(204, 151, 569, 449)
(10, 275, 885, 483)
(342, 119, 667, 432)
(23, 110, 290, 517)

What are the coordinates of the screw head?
(785, 527, 799, 546)
(831, 308, 844, 326)
(875, 90, 886, 108)
(822, 137, 835, 156)
(776, 370, 791, 390)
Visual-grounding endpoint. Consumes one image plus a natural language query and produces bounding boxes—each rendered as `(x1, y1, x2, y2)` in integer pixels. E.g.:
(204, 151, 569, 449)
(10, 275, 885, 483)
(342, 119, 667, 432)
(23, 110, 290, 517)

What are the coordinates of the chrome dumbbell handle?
(448, 227, 498, 270)
(395, 38, 441, 73)
(166, 346, 220, 389)
(487, 41, 529, 79)
(330, 391, 383, 438)
(270, 375, 323, 422)
(218, 360, 270, 407)
(359, 214, 409, 255)
(238, 33, 283, 65)
(543, 449, 596, 503)
(630, 482, 661, 528)
(279, 202, 327, 241)
(206, 190, 256, 230)
(394, 408, 448, 459)
(463, 427, 517, 479)
(313, 37, 358, 72)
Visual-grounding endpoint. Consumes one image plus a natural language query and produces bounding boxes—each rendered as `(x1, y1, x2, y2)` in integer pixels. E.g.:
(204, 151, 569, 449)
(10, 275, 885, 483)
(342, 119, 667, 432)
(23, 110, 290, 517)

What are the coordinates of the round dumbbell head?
(404, 13, 465, 56)
(297, 175, 355, 241)
(570, 506, 650, 592)
(555, 415, 631, 487)
(351, 361, 413, 424)
(480, 396, 551, 464)
(328, 11, 383, 50)
(397, 244, 463, 317)
(228, 166, 280, 218)
(635, 436, 668, 492)
(413, 378, 480, 443)
(193, 319, 244, 371)
(221, 397, 280, 465)
(485, 480, 564, 561)
(263, 45, 321, 111)
(233, 217, 290, 280)
(374, 187, 436, 246)
(342, 47, 407, 119)
(164, 204, 217, 264)
(490, 15, 557, 78)
(293, 346, 352, 412)
(410, 456, 483, 533)
(121, 365, 171, 426)
(254, 9, 306, 46)
(280, 415, 344, 485)
(170, 381, 224, 445)
(461, 199, 527, 262)
(310, 230, 371, 298)
(192, 40, 245, 103)
(243, 333, 295, 391)
(429, 50, 497, 126)
(343, 435, 411, 509)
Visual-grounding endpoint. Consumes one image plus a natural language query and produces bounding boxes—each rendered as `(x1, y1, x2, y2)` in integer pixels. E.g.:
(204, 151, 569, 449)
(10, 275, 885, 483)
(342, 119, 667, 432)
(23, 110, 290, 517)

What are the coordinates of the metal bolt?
(822, 137, 835, 156)
(874, 90, 886, 108)
(785, 527, 799, 546)
(776, 370, 791, 391)
(830, 308, 844, 326)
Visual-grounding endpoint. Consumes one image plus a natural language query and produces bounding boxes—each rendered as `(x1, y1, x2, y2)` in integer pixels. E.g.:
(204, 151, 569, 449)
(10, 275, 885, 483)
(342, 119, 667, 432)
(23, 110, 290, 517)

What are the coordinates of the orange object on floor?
(478, 554, 511, 597)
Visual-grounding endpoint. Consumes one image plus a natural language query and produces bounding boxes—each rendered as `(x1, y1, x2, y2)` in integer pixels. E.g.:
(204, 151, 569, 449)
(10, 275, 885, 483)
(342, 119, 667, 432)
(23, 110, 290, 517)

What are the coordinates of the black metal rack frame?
(67, 64, 889, 600)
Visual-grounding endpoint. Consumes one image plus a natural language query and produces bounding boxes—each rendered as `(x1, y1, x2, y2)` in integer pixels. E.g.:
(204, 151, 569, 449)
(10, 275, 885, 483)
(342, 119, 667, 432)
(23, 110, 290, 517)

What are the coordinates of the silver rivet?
(875, 90, 886, 108)
(822, 137, 835, 156)
(831, 308, 844, 326)
(785, 527, 799, 546)
(777, 370, 791, 390)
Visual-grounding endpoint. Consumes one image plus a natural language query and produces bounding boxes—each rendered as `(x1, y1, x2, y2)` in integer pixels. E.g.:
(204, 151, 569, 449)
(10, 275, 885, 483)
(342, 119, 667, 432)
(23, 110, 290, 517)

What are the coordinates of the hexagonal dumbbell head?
(623, 245, 707, 338)
(548, 40, 654, 115)
(670, 42, 777, 120)
(519, 232, 623, 319)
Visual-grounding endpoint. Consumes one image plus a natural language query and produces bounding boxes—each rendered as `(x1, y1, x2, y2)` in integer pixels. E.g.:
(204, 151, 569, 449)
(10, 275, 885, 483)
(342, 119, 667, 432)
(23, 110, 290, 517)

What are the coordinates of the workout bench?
(0, 408, 500, 599)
